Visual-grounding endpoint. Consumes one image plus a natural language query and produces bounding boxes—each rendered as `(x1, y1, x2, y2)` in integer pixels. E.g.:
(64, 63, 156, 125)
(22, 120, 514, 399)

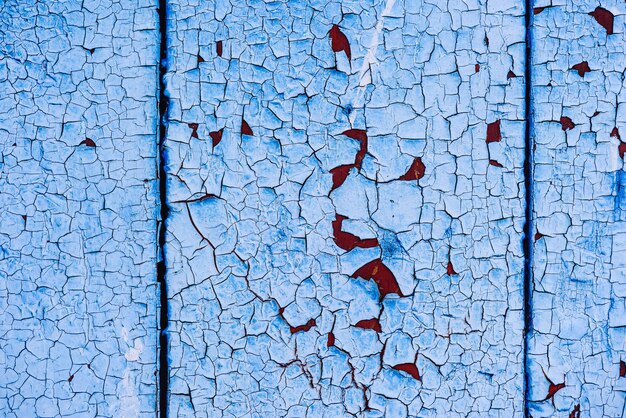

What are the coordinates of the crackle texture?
(0, 1, 159, 416)
(163, 0, 527, 416)
(529, 1, 626, 417)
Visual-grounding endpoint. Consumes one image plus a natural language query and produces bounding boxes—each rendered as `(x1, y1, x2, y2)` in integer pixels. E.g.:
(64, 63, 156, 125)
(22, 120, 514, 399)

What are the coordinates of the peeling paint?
(162, 0, 527, 416)
(0, 1, 160, 416)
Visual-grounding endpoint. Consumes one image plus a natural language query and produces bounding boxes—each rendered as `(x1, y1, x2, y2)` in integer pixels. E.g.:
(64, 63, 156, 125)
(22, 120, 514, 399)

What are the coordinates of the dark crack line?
(157, 0, 169, 416)
(523, 1, 534, 416)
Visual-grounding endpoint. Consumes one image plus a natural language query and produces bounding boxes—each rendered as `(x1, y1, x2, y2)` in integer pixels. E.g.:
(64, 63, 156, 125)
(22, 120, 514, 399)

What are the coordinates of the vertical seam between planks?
(523, 0, 534, 416)
(157, 0, 170, 416)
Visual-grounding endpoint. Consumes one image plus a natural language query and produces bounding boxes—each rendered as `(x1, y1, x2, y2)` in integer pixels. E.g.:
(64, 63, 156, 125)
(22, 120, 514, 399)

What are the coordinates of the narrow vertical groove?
(523, 0, 534, 417)
(157, 0, 169, 416)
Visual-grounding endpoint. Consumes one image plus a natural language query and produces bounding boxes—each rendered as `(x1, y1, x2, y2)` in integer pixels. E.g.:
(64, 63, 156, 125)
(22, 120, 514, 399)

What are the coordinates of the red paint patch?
(535, 230, 545, 241)
(241, 119, 254, 136)
(332, 214, 379, 251)
(544, 381, 565, 401)
(475, 63, 480, 72)
(571, 61, 590, 77)
(329, 25, 351, 60)
(68, 374, 74, 382)
(197, 54, 205, 64)
(560, 116, 575, 131)
(619, 142, 626, 159)
(342, 129, 367, 142)
(330, 164, 354, 192)
(355, 318, 382, 333)
(393, 363, 421, 380)
(327, 332, 335, 347)
(79, 138, 96, 147)
(351, 259, 403, 299)
(399, 157, 426, 181)
(569, 404, 581, 418)
(342, 129, 368, 169)
(290, 319, 316, 334)
(507, 71, 517, 79)
(216, 41, 223, 57)
(620, 360, 626, 377)
(210, 128, 224, 147)
(447, 261, 457, 276)
(534, 6, 547, 14)
(486, 120, 502, 143)
(188, 123, 199, 139)
(489, 159, 503, 167)
(589, 7, 614, 35)
(611, 127, 621, 140)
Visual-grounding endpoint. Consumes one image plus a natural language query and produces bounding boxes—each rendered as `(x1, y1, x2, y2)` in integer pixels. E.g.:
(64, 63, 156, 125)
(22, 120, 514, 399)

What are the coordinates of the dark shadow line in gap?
(157, 0, 169, 416)
(523, 0, 534, 417)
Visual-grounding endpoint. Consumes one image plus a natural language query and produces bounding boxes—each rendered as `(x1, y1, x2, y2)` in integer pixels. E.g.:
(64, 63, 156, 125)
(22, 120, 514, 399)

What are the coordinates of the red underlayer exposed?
(79, 138, 96, 147)
(619, 142, 626, 159)
(351, 259, 402, 299)
(611, 127, 621, 140)
(355, 318, 382, 333)
(544, 381, 565, 401)
(392, 363, 421, 381)
(560, 116, 575, 131)
(332, 214, 379, 251)
(486, 120, 502, 144)
(290, 318, 316, 334)
(327, 332, 335, 347)
(589, 7, 614, 35)
(447, 261, 457, 276)
(572, 61, 591, 77)
(188, 123, 199, 138)
(241, 119, 254, 136)
(330, 164, 354, 191)
(399, 157, 426, 181)
(210, 129, 224, 147)
(342, 129, 368, 169)
(329, 25, 351, 60)
(569, 404, 581, 418)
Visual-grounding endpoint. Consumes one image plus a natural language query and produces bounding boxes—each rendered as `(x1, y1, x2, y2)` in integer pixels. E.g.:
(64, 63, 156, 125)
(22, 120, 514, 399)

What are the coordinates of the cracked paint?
(162, 0, 526, 416)
(529, 1, 626, 416)
(0, 0, 160, 417)
(6, 0, 625, 416)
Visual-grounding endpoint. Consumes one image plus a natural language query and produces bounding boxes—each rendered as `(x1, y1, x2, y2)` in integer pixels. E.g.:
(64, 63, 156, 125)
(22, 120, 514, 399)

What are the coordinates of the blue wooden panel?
(0, 1, 160, 416)
(529, 1, 626, 416)
(162, 0, 527, 416)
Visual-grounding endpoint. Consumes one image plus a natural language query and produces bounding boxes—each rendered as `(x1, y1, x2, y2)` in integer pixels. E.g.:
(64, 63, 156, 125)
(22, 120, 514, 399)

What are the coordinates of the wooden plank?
(163, 0, 527, 416)
(0, 1, 160, 416)
(529, 1, 626, 416)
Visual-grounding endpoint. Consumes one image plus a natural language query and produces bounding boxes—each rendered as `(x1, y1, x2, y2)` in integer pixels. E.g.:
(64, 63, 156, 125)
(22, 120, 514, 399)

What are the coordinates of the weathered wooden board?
(528, 1, 626, 417)
(0, 1, 160, 416)
(162, 0, 527, 416)
(6, 1, 626, 416)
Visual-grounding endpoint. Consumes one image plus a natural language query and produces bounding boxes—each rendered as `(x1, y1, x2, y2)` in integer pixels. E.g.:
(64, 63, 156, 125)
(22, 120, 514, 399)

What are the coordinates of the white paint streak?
(349, 0, 396, 125)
